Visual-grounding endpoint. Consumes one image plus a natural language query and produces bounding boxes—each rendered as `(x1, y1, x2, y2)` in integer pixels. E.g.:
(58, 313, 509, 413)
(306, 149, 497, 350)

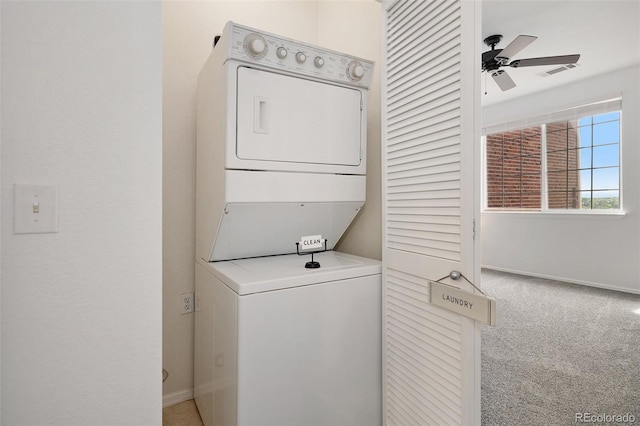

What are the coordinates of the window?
(484, 106, 621, 212)
(546, 112, 620, 210)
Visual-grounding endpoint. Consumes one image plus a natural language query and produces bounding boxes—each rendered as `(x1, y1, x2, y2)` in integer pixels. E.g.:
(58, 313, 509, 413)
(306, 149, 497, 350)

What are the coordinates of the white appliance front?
(236, 274, 380, 426)
(194, 252, 382, 426)
(236, 67, 363, 167)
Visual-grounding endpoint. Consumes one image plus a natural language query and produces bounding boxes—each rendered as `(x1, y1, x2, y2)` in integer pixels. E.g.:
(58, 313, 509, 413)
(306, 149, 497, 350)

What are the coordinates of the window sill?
(482, 209, 627, 218)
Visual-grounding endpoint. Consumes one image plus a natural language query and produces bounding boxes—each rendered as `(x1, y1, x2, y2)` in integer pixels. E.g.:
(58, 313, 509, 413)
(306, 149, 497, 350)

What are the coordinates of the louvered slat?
(387, 87, 459, 129)
(387, 6, 460, 76)
(385, 0, 462, 262)
(387, 213, 460, 226)
(388, 157, 460, 179)
(385, 267, 463, 425)
(383, 0, 466, 424)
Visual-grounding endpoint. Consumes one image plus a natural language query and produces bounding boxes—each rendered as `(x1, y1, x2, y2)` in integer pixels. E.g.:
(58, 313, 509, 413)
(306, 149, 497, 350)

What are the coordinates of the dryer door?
(236, 67, 363, 170)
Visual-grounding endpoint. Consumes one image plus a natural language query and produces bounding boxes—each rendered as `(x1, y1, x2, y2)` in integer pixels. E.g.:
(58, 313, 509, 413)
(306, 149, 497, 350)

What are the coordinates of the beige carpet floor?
(481, 269, 640, 425)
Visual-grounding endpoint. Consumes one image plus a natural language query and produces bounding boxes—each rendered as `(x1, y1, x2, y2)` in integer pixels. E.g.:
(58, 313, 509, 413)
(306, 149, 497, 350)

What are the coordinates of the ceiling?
(481, 0, 640, 106)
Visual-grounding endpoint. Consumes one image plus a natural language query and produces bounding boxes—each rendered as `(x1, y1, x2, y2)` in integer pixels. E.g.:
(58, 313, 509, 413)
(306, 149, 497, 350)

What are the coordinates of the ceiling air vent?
(538, 63, 579, 77)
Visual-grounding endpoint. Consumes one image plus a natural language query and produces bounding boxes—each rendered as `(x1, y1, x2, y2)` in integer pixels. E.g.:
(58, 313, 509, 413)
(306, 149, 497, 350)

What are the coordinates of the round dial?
(243, 33, 268, 59)
(314, 57, 325, 68)
(276, 46, 288, 59)
(295, 52, 307, 64)
(347, 61, 365, 81)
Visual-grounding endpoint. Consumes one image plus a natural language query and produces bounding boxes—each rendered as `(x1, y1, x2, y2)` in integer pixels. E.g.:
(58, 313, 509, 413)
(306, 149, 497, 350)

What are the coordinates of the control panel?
(223, 22, 374, 89)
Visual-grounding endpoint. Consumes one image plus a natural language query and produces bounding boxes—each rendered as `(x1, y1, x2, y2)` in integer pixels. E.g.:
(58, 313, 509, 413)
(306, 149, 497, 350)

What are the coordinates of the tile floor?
(162, 399, 203, 426)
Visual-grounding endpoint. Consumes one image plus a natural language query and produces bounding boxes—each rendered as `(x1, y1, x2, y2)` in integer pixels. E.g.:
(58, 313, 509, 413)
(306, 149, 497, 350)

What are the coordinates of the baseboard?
(481, 265, 640, 295)
(163, 388, 194, 408)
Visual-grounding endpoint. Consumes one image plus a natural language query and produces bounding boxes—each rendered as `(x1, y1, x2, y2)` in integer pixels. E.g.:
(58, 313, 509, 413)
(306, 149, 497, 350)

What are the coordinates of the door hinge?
(472, 219, 476, 241)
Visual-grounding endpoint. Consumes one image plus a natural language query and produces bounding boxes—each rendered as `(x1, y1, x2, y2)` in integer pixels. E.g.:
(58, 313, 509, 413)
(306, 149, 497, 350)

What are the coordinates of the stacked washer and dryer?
(194, 22, 380, 426)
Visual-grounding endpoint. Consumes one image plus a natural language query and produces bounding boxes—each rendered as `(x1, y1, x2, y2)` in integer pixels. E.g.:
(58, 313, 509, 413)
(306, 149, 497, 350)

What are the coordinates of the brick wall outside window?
(486, 127, 542, 209)
(486, 124, 581, 210)
(546, 121, 581, 209)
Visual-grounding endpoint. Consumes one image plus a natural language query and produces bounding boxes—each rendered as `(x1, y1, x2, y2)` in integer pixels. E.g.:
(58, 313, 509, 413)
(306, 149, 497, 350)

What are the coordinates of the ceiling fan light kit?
(481, 34, 581, 92)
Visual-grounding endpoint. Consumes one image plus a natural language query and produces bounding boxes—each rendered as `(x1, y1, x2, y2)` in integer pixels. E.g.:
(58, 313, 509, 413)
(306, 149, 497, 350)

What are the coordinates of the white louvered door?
(382, 1, 481, 425)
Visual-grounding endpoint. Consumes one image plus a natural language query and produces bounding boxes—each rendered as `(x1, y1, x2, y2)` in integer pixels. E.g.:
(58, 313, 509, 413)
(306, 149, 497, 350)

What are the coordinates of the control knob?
(276, 46, 288, 59)
(314, 57, 325, 68)
(244, 33, 268, 59)
(295, 52, 307, 64)
(347, 61, 365, 81)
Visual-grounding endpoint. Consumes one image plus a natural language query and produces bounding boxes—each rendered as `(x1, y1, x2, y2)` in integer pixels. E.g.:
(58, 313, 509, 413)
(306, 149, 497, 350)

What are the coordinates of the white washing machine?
(194, 22, 379, 425)
(194, 251, 381, 426)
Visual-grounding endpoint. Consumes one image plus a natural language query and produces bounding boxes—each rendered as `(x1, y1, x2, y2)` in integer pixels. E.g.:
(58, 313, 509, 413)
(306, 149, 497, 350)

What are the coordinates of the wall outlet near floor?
(181, 292, 194, 314)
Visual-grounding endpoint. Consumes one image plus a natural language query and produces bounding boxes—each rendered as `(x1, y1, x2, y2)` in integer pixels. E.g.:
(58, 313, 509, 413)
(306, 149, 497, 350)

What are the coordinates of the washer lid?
(202, 251, 381, 295)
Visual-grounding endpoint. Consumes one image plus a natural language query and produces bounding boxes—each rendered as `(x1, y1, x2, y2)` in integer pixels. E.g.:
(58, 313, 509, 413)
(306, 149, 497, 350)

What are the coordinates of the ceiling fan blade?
(509, 54, 580, 68)
(494, 35, 537, 64)
(492, 70, 516, 91)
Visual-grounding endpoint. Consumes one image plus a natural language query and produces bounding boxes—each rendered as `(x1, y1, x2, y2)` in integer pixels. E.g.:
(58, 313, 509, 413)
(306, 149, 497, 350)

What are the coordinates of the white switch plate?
(14, 184, 59, 234)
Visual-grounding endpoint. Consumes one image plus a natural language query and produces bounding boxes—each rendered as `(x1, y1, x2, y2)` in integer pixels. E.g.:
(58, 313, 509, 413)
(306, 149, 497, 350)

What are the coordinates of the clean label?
(299, 235, 323, 250)
(429, 280, 496, 326)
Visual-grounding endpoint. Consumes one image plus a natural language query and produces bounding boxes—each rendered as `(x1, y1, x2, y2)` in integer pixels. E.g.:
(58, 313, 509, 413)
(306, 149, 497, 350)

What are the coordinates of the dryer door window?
(236, 67, 362, 167)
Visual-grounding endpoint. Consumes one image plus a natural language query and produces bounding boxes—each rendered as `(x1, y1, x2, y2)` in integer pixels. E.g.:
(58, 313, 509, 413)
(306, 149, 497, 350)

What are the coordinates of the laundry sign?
(299, 235, 324, 251)
(429, 280, 496, 326)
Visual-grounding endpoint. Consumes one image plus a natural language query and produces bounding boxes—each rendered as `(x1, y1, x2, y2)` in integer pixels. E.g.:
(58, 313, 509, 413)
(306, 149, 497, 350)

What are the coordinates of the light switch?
(14, 184, 58, 234)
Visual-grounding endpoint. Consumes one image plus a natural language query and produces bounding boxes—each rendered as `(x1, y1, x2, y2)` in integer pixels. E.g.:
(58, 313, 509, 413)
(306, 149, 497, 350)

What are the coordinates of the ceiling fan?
(481, 34, 580, 91)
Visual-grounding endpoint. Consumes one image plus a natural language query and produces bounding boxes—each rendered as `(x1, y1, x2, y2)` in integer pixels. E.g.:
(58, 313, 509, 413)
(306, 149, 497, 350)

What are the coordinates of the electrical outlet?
(181, 292, 194, 314)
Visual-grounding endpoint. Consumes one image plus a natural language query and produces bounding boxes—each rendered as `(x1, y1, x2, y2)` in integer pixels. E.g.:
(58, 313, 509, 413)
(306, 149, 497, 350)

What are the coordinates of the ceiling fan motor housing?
(482, 50, 503, 71)
(482, 34, 504, 72)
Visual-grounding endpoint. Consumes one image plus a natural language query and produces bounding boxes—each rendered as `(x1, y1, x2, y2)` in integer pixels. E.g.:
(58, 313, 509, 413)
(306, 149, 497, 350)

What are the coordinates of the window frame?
(482, 107, 624, 215)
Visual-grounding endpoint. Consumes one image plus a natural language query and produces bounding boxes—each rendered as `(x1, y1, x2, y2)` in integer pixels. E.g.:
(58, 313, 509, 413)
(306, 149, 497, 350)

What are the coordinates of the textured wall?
(1, 2, 162, 423)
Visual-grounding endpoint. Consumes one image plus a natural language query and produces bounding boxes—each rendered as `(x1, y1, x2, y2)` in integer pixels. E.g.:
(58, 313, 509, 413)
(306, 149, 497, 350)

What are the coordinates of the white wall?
(1, 2, 162, 424)
(481, 65, 640, 294)
(162, 0, 381, 404)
